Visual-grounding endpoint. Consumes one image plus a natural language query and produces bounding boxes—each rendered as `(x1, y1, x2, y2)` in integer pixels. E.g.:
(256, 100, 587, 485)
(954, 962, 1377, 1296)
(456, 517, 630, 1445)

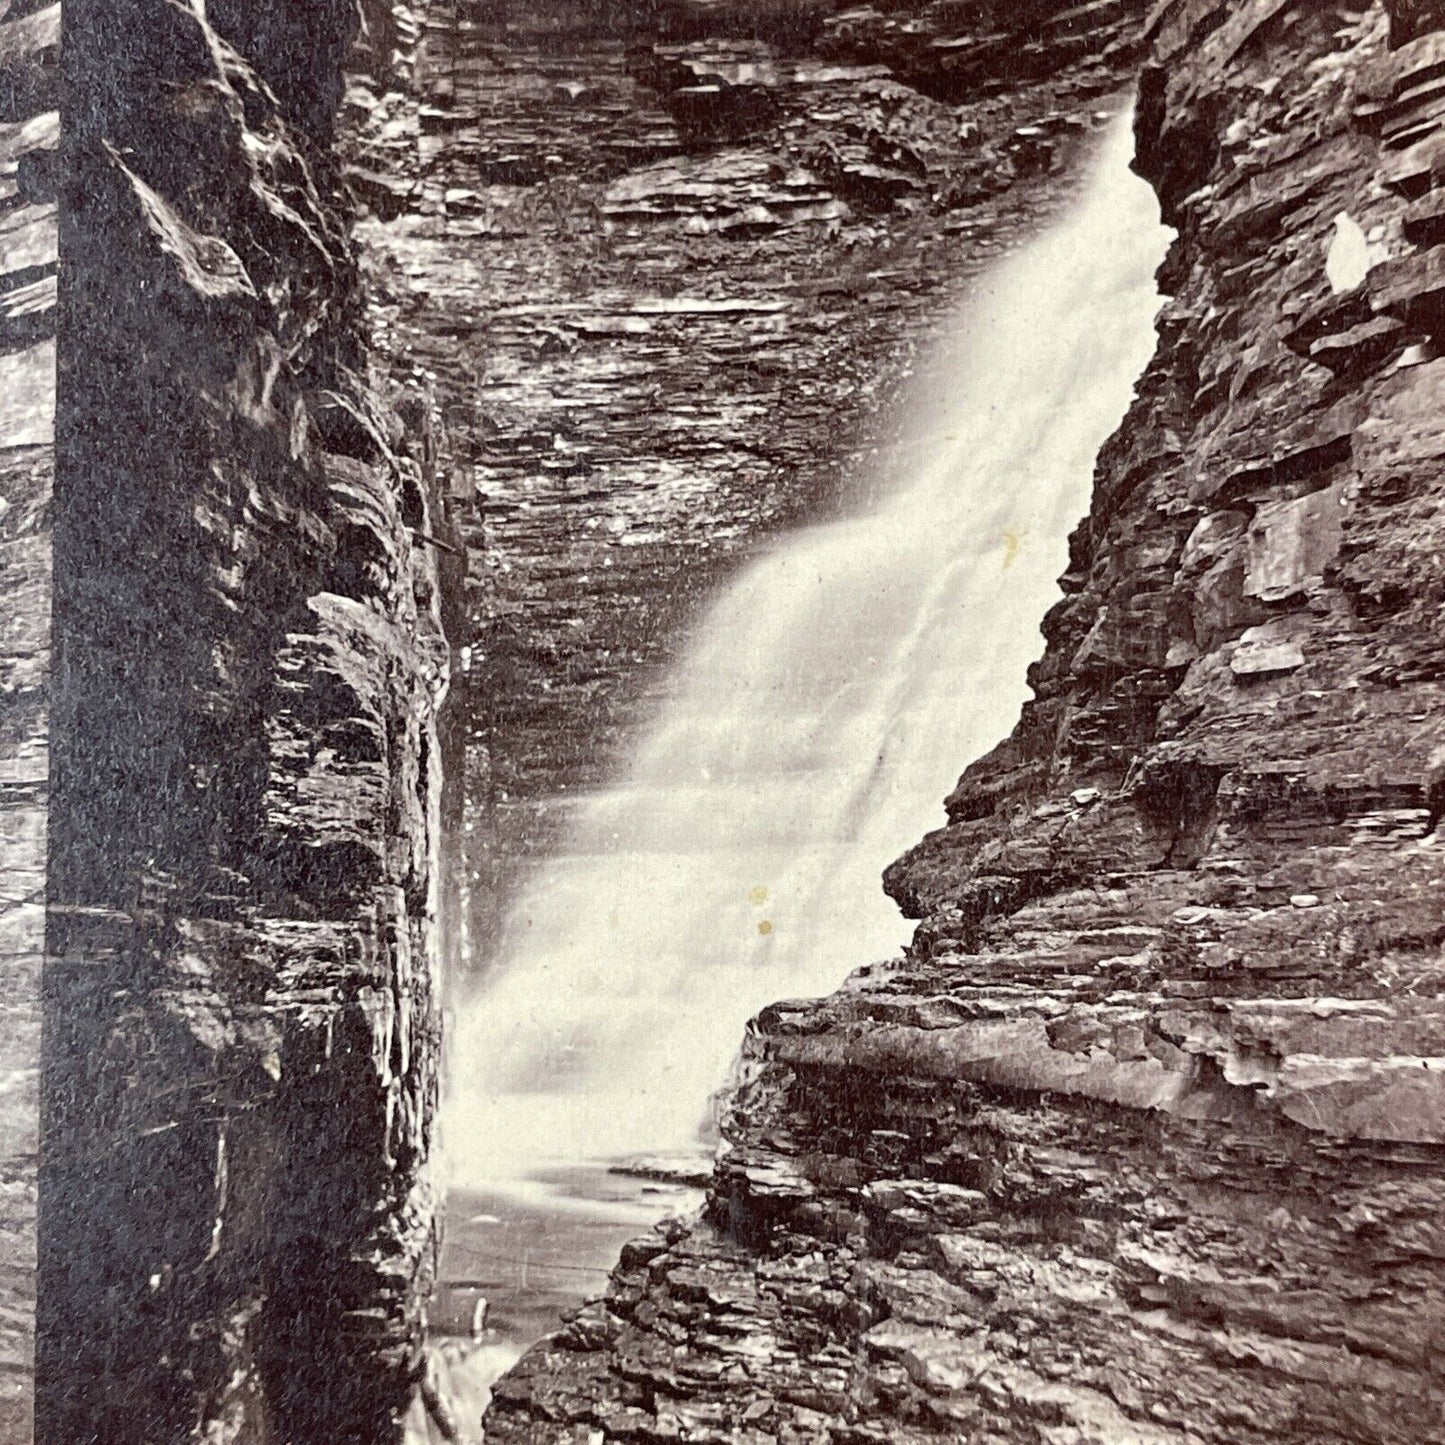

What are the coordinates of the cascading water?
(445, 110, 1170, 1220)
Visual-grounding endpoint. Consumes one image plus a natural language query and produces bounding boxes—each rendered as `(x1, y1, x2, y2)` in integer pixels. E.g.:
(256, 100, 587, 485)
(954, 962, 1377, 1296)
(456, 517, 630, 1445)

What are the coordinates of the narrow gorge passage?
(437, 110, 1171, 1399)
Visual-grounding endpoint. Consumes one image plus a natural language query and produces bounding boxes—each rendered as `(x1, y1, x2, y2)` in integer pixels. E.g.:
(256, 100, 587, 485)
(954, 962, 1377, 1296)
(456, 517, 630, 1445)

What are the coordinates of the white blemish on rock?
(1326, 211, 1369, 294)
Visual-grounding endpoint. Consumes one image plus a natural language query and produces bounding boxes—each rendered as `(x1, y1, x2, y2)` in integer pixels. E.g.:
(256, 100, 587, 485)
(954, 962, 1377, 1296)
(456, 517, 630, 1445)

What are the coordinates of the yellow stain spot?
(749, 885, 770, 906)
(1001, 527, 1025, 570)
(757, 919, 774, 937)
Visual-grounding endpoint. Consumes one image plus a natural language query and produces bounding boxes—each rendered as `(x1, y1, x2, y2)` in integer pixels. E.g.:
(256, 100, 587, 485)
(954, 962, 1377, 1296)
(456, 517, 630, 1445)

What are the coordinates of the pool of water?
(408, 1160, 708, 1441)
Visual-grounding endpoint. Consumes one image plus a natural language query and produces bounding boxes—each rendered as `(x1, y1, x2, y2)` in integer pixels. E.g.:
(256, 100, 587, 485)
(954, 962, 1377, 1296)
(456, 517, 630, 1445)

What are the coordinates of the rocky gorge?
(14, 0, 1445, 1443)
(478, 1, 1445, 1442)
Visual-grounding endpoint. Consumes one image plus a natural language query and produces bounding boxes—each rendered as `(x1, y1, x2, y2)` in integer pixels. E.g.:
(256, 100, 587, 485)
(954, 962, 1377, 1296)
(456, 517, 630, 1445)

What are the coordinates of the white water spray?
(446, 114, 1171, 1191)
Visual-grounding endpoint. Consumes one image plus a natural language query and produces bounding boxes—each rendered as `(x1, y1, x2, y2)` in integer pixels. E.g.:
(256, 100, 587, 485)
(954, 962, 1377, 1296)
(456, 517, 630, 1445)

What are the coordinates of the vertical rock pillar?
(38, 3, 446, 1440)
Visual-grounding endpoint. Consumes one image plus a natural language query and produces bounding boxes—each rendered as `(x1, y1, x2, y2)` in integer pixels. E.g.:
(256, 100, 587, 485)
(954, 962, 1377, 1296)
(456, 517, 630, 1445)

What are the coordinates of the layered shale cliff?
(39, 3, 449, 1440)
(361, 0, 1149, 969)
(487, 2, 1445, 1441)
(0, 0, 54, 1437)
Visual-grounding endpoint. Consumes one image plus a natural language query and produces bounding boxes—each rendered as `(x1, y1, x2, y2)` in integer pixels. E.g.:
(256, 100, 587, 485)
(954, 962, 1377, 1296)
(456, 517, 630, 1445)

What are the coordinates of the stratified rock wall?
(0, 1, 54, 1437)
(817, 0, 1142, 101)
(373, 0, 1152, 970)
(38, 3, 447, 1441)
(487, 2, 1445, 1440)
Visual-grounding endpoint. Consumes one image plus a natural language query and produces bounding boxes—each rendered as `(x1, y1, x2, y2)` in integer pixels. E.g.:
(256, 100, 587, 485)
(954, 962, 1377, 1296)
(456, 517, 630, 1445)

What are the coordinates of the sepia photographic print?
(4, 0, 1445, 1441)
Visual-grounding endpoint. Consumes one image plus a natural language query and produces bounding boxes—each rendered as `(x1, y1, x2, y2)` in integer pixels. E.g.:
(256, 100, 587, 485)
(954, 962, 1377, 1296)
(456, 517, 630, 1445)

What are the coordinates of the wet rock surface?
(485, 3, 1445, 1441)
(0, 1, 52, 1437)
(358, 0, 1150, 967)
(38, 4, 450, 1441)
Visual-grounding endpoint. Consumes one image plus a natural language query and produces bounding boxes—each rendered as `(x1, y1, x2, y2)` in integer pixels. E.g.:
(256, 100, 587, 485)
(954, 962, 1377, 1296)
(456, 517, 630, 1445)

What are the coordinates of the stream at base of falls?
(416, 1168, 708, 1438)
(420, 108, 1172, 1431)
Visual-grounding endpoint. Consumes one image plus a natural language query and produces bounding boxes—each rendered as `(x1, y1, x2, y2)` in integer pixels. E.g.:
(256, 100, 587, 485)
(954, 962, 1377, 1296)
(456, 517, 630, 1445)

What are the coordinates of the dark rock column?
(38, 3, 447, 1441)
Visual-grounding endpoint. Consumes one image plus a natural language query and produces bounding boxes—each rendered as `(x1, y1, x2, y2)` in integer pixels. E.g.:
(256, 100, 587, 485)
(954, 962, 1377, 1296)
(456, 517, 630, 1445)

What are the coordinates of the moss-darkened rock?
(37, 4, 451, 1441)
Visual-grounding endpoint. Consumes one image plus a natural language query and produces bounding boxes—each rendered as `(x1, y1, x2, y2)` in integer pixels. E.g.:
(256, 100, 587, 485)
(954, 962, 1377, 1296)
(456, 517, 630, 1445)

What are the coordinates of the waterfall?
(445, 112, 1172, 1193)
